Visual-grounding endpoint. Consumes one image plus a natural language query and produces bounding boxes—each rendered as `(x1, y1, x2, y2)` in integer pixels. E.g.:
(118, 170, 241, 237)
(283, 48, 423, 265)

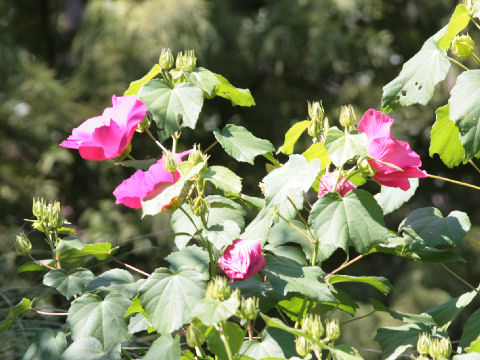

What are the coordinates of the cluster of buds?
(176, 50, 197, 71)
(302, 314, 325, 340)
(32, 197, 65, 230)
(205, 276, 232, 301)
(415, 333, 452, 360)
(452, 34, 476, 60)
(307, 101, 328, 142)
(238, 297, 259, 321)
(296, 315, 340, 357)
(339, 104, 356, 131)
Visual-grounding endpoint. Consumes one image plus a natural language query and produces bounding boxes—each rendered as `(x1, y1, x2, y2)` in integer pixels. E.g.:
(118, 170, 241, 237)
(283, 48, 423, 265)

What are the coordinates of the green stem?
(325, 253, 365, 279)
(121, 349, 134, 360)
(204, 140, 218, 153)
(126, 154, 136, 161)
(469, 160, 480, 175)
(109, 254, 151, 277)
(287, 196, 316, 242)
(207, 242, 216, 279)
(219, 323, 234, 360)
(311, 242, 319, 267)
(341, 310, 376, 325)
(472, 53, 480, 65)
(294, 298, 308, 328)
(27, 253, 55, 270)
(448, 56, 469, 71)
(427, 173, 480, 191)
(471, 17, 480, 32)
(440, 263, 479, 294)
(145, 128, 168, 152)
(172, 132, 179, 154)
(275, 210, 315, 244)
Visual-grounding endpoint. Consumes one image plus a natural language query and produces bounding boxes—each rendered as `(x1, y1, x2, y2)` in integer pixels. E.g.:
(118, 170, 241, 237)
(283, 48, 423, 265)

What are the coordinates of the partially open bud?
(32, 197, 45, 218)
(357, 158, 376, 177)
(417, 333, 431, 356)
(15, 232, 32, 254)
(437, 337, 452, 359)
(302, 314, 324, 340)
(136, 116, 151, 133)
(193, 196, 208, 218)
(339, 104, 356, 131)
(47, 201, 65, 228)
(205, 276, 231, 301)
(325, 319, 340, 341)
(295, 336, 311, 357)
(159, 48, 174, 70)
(307, 101, 326, 140)
(239, 297, 259, 321)
(452, 34, 475, 60)
(176, 50, 197, 71)
(188, 146, 207, 167)
(186, 322, 205, 348)
(163, 152, 179, 173)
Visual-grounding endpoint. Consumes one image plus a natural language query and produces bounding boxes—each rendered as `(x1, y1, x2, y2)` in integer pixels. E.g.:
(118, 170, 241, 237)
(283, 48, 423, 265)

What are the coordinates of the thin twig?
(31, 308, 68, 316)
(428, 173, 480, 191)
(109, 254, 151, 277)
(204, 140, 218, 153)
(448, 56, 469, 71)
(145, 128, 168, 152)
(440, 263, 479, 294)
(275, 210, 315, 244)
(469, 160, 480, 175)
(341, 310, 376, 325)
(27, 253, 56, 270)
(325, 254, 365, 279)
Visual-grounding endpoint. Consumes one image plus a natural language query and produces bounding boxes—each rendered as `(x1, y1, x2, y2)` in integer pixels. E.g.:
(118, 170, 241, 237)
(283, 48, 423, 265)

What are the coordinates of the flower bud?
(205, 276, 231, 301)
(15, 232, 32, 254)
(186, 322, 205, 348)
(136, 116, 151, 133)
(295, 336, 311, 357)
(339, 104, 356, 131)
(417, 333, 431, 356)
(32, 197, 45, 218)
(302, 314, 324, 340)
(163, 152, 178, 173)
(176, 50, 197, 71)
(46, 201, 65, 228)
(188, 147, 207, 166)
(357, 158, 376, 177)
(159, 48, 174, 70)
(193, 196, 208, 218)
(239, 297, 259, 321)
(307, 101, 326, 140)
(437, 337, 452, 359)
(325, 319, 340, 341)
(452, 34, 475, 60)
(465, 0, 477, 14)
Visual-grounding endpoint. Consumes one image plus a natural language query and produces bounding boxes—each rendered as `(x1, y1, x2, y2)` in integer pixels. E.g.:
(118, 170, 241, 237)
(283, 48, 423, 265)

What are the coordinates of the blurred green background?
(2, 0, 480, 358)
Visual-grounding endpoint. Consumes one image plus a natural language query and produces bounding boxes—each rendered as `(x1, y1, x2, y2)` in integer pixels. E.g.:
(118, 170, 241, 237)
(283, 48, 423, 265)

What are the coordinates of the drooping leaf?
(185, 67, 219, 96)
(263, 155, 321, 219)
(240, 330, 286, 359)
(437, 4, 470, 50)
(328, 275, 393, 295)
(449, 69, 480, 158)
(460, 309, 480, 348)
(381, 38, 450, 112)
(303, 142, 331, 170)
(370, 299, 436, 325)
(23, 329, 66, 360)
(214, 74, 255, 107)
(202, 165, 243, 194)
(427, 289, 478, 328)
(309, 189, 388, 260)
(124, 64, 161, 95)
(165, 245, 209, 277)
(0, 298, 31, 333)
(374, 178, 419, 215)
(61, 337, 121, 360)
(398, 207, 470, 251)
(142, 335, 181, 360)
(192, 296, 240, 326)
(375, 323, 429, 360)
(279, 120, 309, 155)
(84, 269, 141, 299)
(241, 207, 277, 245)
(213, 124, 275, 164)
(139, 268, 206, 335)
(139, 79, 204, 140)
(67, 293, 131, 350)
(43, 268, 94, 299)
(324, 129, 368, 167)
(56, 237, 117, 266)
(230, 274, 282, 312)
(206, 321, 246, 359)
(267, 219, 313, 261)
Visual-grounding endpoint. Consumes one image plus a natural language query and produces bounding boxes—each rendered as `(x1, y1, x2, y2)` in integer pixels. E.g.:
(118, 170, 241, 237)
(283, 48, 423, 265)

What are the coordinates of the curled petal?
(219, 239, 266, 281)
(358, 109, 394, 140)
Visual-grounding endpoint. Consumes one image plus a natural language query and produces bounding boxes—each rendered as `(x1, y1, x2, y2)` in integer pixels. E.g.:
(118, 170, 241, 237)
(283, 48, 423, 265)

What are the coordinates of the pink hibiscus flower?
(113, 150, 192, 209)
(60, 95, 146, 160)
(219, 239, 266, 281)
(318, 171, 356, 197)
(358, 109, 427, 190)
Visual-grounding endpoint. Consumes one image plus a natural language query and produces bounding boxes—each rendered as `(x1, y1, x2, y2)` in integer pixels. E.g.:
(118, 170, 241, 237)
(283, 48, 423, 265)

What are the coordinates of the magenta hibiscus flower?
(113, 150, 192, 209)
(318, 171, 356, 197)
(60, 95, 146, 161)
(358, 109, 427, 190)
(219, 239, 266, 281)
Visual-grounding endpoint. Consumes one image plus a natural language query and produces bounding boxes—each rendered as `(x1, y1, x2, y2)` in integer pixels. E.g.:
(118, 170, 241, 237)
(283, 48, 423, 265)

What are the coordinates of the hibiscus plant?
(5, 2, 480, 359)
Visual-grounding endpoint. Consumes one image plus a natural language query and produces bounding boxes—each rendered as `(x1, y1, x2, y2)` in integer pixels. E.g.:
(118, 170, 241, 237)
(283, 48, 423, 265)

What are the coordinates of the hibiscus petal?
(373, 167, 427, 190)
(369, 137, 422, 170)
(358, 109, 394, 140)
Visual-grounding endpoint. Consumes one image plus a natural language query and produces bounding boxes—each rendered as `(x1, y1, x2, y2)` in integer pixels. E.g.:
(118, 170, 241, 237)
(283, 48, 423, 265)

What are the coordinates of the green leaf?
(370, 299, 436, 325)
(230, 274, 282, 313)
(23, 329, 66, 360)
(437, 4, 470, 50)
(84, 269, 140, 299)
(398, 207, 471, 251)
(455, 354, 480, 360)
(0, 298, 31, 333)
(382, 39, 450, 112)
(427, 289, 478, 328)
(139, 268, 206, 334)
(374, 178, 419, 215)
(268, 220, 312, 262)
(124, 64, 161, 95)
(328, 275, 393, 295)
(309, 189, 388, 260)
(279, 120, 309, 155)
(241, 207, 277, 244)
(143, 335, 181, 360)
(460, 309, 480, 348)
(263, 155, 321, 218)
(139, 79, 204, 139)
(375, 323, 427, 360)
(214, 74, 255, 107)
(192, 297, 240, 326)
(429, 104, 465, 167)
(165, 245, 209, 277)
(128, 313, 150, 334)
(202, 165, 243, 194)
(67, 293, 131, 349)
(56, 238, 117, 266)
(207, 321, 246, 359)
(240, 330, 286, 359)
(213, 124, 275, 164)
(205, 220, 242, 251)
(467, 336, 480, 353)
(449, 69, 480, 158)
(43, 268, 94, 299)
(324, 129, 368, 167)
(17, 259, 55, 273)
(330, 344, 364, 360)
(263, 244, 307, 265)
(61, 337, 121, 360)
(185, 67, 219, 96)
(303, 142, 331, 170)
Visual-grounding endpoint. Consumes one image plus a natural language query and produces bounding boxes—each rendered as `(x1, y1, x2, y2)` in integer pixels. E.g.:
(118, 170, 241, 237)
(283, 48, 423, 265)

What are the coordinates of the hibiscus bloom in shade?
(318, 171, 356, 197)
(60, 95, 146, 160)
(113, 150, 192, 209)
(219, 239, 266, 281)
(358, 109, 427, 191)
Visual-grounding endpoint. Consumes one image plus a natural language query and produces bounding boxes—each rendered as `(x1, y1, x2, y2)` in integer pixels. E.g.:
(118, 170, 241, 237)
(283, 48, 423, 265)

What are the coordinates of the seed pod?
(15, 232, 32, 255)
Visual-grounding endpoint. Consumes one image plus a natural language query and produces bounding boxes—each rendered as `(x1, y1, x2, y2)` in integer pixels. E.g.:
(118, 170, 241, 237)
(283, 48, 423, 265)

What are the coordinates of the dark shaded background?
(2, 0, 480, 358)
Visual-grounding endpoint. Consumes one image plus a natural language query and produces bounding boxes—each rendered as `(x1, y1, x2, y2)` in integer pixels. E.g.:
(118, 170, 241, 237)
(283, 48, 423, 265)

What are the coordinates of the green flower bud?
(32, 197, 45, 218)
(176, 50, 197, 71)
(428, 338, 441, 360)
(357, 158, 376, 177)
(301, 314, 324, 340)
(339, 104, 356, 131)
(465, 0, 477, 14)
(325, 319, 340, 341)
(417, 333, 431, 356)
(307, 101, 326, 140)
(205, 276, 231, 301)
(188, 146, 207, 166)
(159, 48, 174, 70)
(437, 337, 452, 358)
(193, 196, 208, 218)
(239, 297, 259, 321)
(136, 116, 151, 133)
(47, 201, 64, 228)
(186, 322, 205, 348)
(452, 34, 475, 60)
(163, 152, 178, 173)
(15, 232, 32, 254)
(295, 336, 311, 357)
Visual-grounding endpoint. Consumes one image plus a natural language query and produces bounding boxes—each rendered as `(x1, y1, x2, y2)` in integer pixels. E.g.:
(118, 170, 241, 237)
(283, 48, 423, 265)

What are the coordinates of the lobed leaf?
(324, 129, 368, 167)
(374, 178, 419, 215)
(43, 268, 94, 299)
(23, 329, 66, 360)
